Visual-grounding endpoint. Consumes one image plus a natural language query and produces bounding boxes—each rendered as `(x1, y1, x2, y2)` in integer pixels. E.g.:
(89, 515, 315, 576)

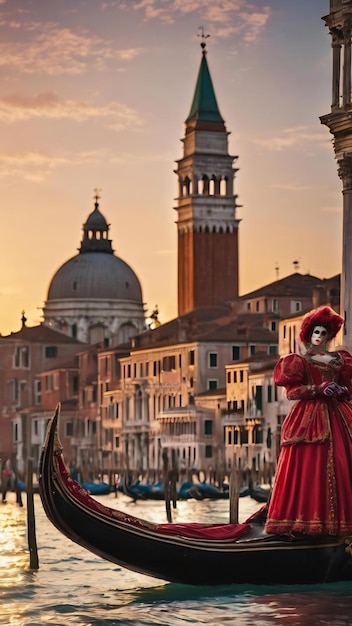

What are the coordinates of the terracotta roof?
(239, 272, 330, 299)
(2, 324, 83, 344)
(127, 307, 277, 352)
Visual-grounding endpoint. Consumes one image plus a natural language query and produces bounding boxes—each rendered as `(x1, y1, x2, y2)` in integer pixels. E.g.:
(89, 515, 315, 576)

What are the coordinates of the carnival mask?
(311, 325, 328, 346)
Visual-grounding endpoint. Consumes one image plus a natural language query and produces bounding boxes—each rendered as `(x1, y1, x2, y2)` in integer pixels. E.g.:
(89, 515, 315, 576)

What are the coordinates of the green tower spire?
(186, 41, 224, 124)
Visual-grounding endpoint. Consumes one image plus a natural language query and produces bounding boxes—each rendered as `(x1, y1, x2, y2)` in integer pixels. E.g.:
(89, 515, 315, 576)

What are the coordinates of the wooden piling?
(162, 449, 172, 523)
(26, 458, 39, 569)
(229, 454, 239, 524)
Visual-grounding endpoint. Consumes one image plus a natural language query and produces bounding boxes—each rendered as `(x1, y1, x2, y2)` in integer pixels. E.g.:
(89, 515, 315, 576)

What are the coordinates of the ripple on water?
(1, 495, 352, 626)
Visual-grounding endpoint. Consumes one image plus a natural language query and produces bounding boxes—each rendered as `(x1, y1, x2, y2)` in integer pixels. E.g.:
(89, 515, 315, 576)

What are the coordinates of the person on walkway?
(2, 458, 23, 506)
(265, 305, 352, 537)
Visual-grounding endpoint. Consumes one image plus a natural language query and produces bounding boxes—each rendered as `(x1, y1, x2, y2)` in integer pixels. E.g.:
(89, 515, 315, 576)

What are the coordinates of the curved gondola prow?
(38, 403, 64, 530)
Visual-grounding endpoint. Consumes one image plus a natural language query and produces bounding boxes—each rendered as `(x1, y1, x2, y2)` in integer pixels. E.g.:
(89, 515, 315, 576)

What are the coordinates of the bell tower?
(320, 0, 352, 347)
(174, 36, 241, 316)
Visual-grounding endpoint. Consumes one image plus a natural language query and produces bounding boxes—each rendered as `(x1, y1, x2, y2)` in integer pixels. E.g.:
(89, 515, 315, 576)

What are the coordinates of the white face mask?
(311, 325, 328, 346)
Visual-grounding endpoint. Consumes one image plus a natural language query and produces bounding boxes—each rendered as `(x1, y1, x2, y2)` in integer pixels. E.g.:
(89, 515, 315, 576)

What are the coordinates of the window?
(269, 345, 278, 355)
(14, 346, 30, 368)
(246, 302, 251, 311)
(253, 425, 263, 444)
(255, 386, 263, 411)
(240, 370, 244, 382)
(162, 355, 176, 371)
(272, 299, 279, 312)
(34, 379, 41, 405)
(9, 379, 19, 402)
(73, 375, 79, 394)
(209, 352, 218, 368)
(291, 300, 302, 313)
(204, 420, 213, 436)
(205, 445, 213, 458)
(45, 346, 58, 358)
(227, 371, 231, 383)
(208, 380, 218, 390)
(267, 385, 272, 403)
(232, 346, 241, 360)
(189, 350, 195, 365)
(270, 321, 277, 331)
(65, 422, 73, 437)
(250, 345, 256, 355)
(240, 427, 248, 445)
(255, 301, 260, 312)
(45, 374, 54, 391)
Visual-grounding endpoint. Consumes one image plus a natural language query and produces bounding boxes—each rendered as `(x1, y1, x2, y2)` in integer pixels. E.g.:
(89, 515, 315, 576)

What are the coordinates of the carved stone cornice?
(337, 155, 352, 190)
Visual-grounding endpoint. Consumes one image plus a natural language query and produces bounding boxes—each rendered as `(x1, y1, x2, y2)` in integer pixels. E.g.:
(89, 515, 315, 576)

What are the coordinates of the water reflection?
(0, 493, 352, 626)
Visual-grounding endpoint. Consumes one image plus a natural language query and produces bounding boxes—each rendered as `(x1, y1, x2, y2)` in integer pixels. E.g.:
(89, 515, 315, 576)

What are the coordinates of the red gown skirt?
(265, 400, 352, 536)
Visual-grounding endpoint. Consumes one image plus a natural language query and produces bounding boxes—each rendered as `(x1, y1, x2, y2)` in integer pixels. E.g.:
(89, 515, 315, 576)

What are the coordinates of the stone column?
(338, 156, 352, 349)
(331, 30, 341, 108)
(343, 25, 352, 106)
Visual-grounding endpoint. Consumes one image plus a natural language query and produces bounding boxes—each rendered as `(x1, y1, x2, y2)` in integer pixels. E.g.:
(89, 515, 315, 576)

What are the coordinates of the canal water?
(1, 491, 352, 626)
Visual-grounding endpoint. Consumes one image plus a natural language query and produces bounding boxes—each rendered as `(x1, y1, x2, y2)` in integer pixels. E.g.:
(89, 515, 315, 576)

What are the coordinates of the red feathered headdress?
(299, 306, 344, 344)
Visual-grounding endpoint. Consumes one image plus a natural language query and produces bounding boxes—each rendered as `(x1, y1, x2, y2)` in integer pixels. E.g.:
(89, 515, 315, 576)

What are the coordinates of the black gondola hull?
(39, 408, 352, 586)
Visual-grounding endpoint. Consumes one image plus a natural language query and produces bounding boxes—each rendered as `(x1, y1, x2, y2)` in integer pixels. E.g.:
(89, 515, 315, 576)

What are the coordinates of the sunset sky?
(0, 0, 342, 335)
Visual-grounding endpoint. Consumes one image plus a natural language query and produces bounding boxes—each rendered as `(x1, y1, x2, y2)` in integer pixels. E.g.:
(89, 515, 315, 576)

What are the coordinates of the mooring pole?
(26, 458, 39, 569)
(162, 449, 172, 523)
(229, 454, 239, 524)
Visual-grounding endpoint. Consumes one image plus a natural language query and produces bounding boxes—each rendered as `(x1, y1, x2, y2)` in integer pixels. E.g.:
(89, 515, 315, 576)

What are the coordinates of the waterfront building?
(0, 316, 82, 473)
(97, 306, 278, 475)
(224, 353, 278, 480)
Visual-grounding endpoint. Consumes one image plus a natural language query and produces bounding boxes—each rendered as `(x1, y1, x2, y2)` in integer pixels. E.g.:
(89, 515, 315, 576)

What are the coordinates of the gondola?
(39, 406, 352, 586)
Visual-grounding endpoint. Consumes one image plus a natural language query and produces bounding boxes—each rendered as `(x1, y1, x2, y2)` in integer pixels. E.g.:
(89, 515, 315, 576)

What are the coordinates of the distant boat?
(16, 480, 39, 494)
(80, 482, 111, 496)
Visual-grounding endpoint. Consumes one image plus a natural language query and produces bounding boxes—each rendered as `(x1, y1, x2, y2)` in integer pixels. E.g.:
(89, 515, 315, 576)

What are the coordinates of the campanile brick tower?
(174, 39, 241, 316)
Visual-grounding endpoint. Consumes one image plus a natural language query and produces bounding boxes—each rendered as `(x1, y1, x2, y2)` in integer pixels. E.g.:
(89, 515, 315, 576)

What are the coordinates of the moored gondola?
(39, 406, 352, 586)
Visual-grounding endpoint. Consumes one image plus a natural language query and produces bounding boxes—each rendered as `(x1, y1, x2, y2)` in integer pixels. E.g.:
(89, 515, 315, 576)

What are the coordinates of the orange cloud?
(0, 92, 144, 129)
(251, 126, 330, 152)
(0, 20, 144, 74)
(132, 0, 270, 41)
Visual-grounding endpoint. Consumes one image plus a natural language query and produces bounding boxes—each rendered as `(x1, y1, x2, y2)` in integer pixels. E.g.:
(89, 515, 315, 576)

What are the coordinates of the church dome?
(47, 197, 143, 302)
(47, 252, 143, 302)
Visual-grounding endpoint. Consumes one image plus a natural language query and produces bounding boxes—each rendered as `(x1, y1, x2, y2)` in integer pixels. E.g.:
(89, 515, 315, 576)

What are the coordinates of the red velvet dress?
(265, 350, 352, 536)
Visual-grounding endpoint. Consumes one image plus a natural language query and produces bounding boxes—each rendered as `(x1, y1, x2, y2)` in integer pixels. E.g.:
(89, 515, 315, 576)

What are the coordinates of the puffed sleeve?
(337, 349, 352, 391)
(274, 353, 317, 400)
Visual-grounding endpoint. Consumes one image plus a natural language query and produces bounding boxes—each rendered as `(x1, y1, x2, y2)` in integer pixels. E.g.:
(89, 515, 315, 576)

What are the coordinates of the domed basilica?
(42, 196, 146, 344)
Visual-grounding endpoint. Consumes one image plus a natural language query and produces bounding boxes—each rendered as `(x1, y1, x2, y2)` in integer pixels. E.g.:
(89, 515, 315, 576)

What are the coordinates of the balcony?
(160, 433, 197, 445)
(222, 412, 245, 426)
(158, 407, 197, 421)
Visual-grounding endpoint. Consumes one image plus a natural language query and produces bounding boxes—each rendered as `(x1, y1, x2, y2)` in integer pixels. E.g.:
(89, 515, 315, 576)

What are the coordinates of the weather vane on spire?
(93, 188, 102, 207)
(198, 26, 210, 51)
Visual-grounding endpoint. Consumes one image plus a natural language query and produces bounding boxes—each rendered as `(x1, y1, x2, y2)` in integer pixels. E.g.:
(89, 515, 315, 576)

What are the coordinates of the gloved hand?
(318, 381, 343, 397)
(335, 385, 350, 399)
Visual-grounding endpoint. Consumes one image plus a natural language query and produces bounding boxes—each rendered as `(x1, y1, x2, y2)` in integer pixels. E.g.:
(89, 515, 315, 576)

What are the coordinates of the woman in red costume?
(265, 305, 352, 537)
